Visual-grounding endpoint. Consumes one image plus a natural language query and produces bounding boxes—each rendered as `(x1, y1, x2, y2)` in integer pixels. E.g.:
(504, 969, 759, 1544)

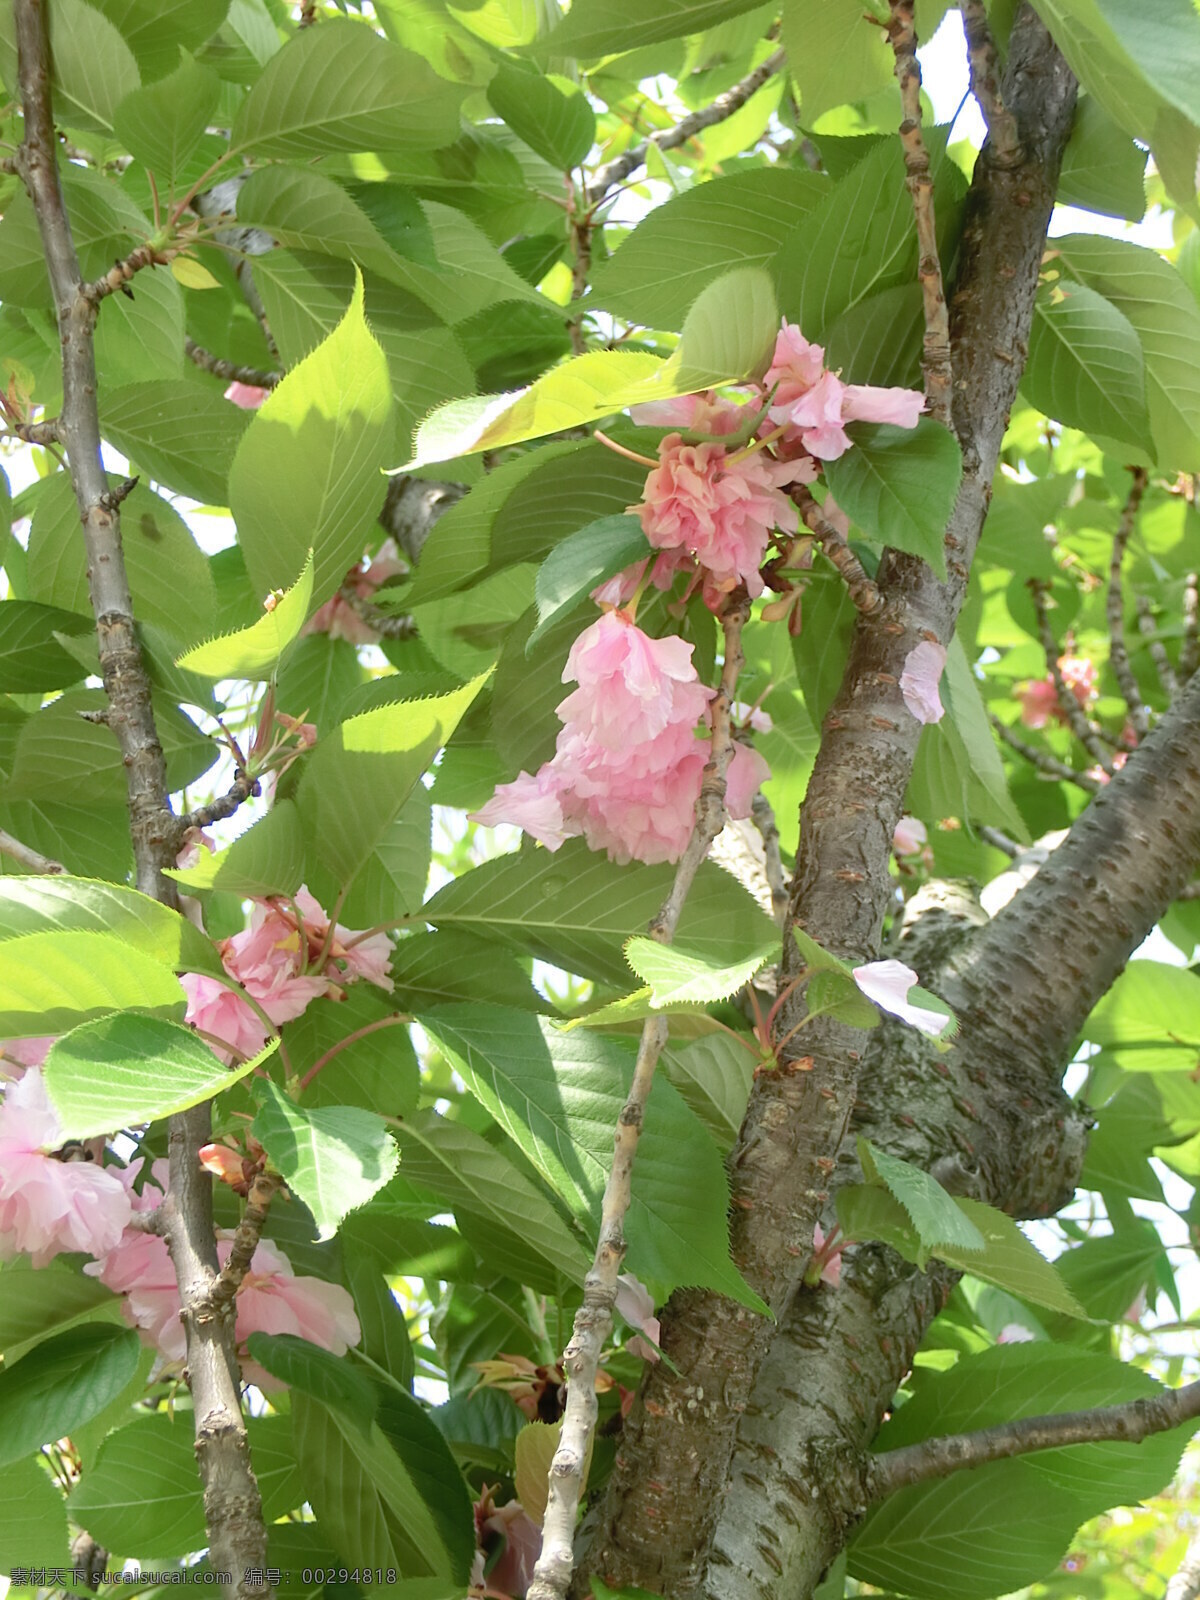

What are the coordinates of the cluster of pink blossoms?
(304, 540, 405, 645)
(471, 610, 768, 864)
(1018, 655, 1097, 728)
(182, 886, 393, 1062)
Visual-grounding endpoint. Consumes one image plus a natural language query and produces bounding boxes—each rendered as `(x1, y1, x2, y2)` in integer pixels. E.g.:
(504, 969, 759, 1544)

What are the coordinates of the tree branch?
(990, 713, 1103, 793)
(13, 8, 273, 1593)
(1182, 570, 1199, 682)
(1031, 580, 1112, 768)
(978, 825, 1022, 858)
(750, 791, 789, 924)
(184, 337, 281, 392)
(0, 827, 65, 874)
(81, 242, 170, 306)
(1136, 593, 1180, 699)
(210, 1171, 284, 1309)
(959, 0, 1021, 162)
(1167, 1523, 1200, 1600)
(1107, 467, 1151, 737)
(528, 597, 750, 1600)
(177, 772, 261, 837)
(586, 48, 786, 207)
(886, 1, 953, 427)
(868, 1378, 1200, 1501)
(792, 484, 883, 614)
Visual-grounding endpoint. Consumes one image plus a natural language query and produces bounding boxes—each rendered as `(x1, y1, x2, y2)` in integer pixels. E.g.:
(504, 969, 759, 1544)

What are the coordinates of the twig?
(13, 8, 273, 1595)
(959, 1, 1021, 163)
(526, 596, 752, 1600)
(210, 1171, 283, 1308)
(177, 772, 261, 837)
(1107, 467, 1150, 738)
(184, 338, 281, 391)
(990, 715, 1103, 793)
(336, 584, 417, 640)
(1030, 582, 1112, 769)
(868, 1378, 1200, 1501)
(1136, 595, 1180, 699)
(751, 791, 789, 924)
(885, 2, 953, 428)
(0, 827, 65, 874)
(978, 825, 1022, 858)
(1182, 572, 1199, 682)
(1, 415, 60, 445)
(81, 242, 171, 306)
(586, 48, 786, 206)
(1166, 1525, 1200, 1600)
(791, 484, 882, 614)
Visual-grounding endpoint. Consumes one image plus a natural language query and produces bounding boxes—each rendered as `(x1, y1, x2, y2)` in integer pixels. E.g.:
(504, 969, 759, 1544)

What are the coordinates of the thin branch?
(1166, 1525, 1200, 1600)
(177, 771, 260, 837)
(868, 1378, 1200, 1501)
(1030, 581, 1113, 769)
(978, 825, 1022, 859)
(959, 1, 1021, 162)
(586, 48, 786, 206)
(1, 415, 60, 446)
(791, 484, 882, 614)
(526, 596, 752, 1600)
(1182, 571, 1199, 682)
(886, 1, 953, 427)
(335, 584, 417, 640)
(1107, 467, 1151, 738)
(1136, 594, 1180, 699)
(210, 1171, 283, 1309)
(13, 7, 273, 1594)
(990, 715, 1103, 793)
(751, 790, 789, 924)
(0, 827, 65, 874)
(81, 242, 171, 306)
(184, 338, 281, 391)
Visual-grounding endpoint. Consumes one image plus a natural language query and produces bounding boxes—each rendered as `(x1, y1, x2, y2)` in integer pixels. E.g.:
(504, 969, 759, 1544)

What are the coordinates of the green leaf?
(177, 550, 314, 677)
(1054, 233, 1200, 468)
(394, 1108, 592, 1292)
(0, 599, 92, 693)
(100, 380, 249, 504)
(418, 1004, 765, 1311)
(422, 837, 778, 988)
(590, 168, 828, 332)
(249, 1334, 474, 1582)
(44, 1014, 277, 1138)
(167, 799, 306, 900)
(859, 1138, 985, 1260)
(0, 872, 221, 976)
(48, 0, 140, 134)
(112, 49, 220, 180)
(5, 688, 216, 806)
(0, 1257, 115, 1354)
(536, 0, 767, 59)
(1058, 95, 1148, 220)
(93, 0, 231, 82)
(1022, 280, 1152, 455)
(343, 1251, 415, 1392)
(0, 1457, 70, 1574)
(667, 263, 779, 391)
(529, 514, 650, 650)
(283, 982, 419, 1118)
(783, 0, 896, 123)
(624, 935, 776, 1008)
(69, 1413, 303, 1561)
(660, 1026, 755, 1151)
(0, 931, 186, 1036)
(0, 1324, 139, 1468)
(232, 19, 464, 157)
(389, 929, 550, 1014)
(837, 1181, 926, 1261)
(941, 1198, 1087, 1319)
(1082, 960, 1200, 1070)
(1028, 0, 1200, 209)
(487, 64, 595, 170)
(230, 272, 393, 605)
(824, 418, 961, 578)
(252, 1080, 399, 1242)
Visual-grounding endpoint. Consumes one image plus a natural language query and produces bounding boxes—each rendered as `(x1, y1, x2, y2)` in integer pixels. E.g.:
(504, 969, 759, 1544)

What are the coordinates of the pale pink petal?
(841, 383, 926, 429)
(725, 743, 770, 818)
(892, 816, 927, 856)
(616, 1273, 661, 1363)
(224, 382, 269, 410)
(0, 1036, 55, 1080)
(997, 1322, 1036, 1344)
(900, 642, 947, 724)
(812, 1223, 842, 1288)
(470, 768, 571, 851)
(182, 972, 270, 1062)
(851, 959, 951, 1038)
(1018, 677, 1059, 728)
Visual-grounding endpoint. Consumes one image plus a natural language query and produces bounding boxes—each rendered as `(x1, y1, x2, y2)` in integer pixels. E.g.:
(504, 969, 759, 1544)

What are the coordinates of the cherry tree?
(2, 2, 1200, 1599)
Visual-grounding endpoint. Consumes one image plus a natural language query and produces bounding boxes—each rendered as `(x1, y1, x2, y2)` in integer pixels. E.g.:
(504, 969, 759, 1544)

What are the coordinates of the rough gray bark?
(578, 12, 1079, 1594)
(13, 5, 273, 1592)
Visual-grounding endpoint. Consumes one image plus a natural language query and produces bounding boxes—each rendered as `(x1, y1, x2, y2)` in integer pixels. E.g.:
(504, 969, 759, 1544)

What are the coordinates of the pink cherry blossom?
(630, 389, 760, 436)
(0, 1035, 55, 1081)
(305, 542, 406, 643)
(812, 1224, 843, 1288)
(557, 611, 715, 749)
(181, 972, 271, 1064)
(1019, 655, 1097, 728)
(997, 1322, 1036, 1344)
(291, 888, 394, 992)
(224, 382, 269, 410)
(900, 641, 947, 724)
(0, 1072, 132, 1266)
(730, 701, 773, 734)
(616, 1271, 662, 1362)
(470, 767, 570, 851)
(1085, 749, 1128, 787)
(472, 1488, 543, 1598)
(555, 722, 710, 865)
(725, 742, 771, 817)
(763, 321, 924, 460)
(851, 959, 951, 1038)
(636, 435, 799, 598)
(892, 816, 927, 856)
(841, 384, 926, 430)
